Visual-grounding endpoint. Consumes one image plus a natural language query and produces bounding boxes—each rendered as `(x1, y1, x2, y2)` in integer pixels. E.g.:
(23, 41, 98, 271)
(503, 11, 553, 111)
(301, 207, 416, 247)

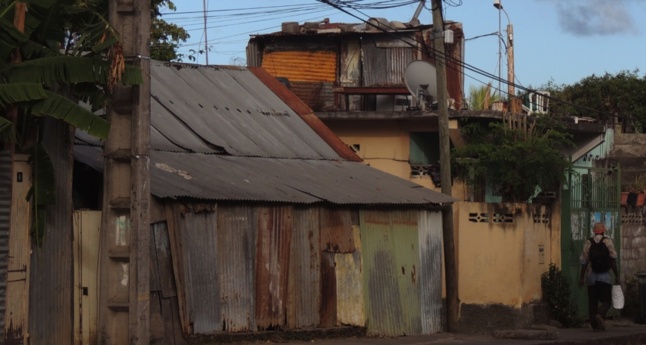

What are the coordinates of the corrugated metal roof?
(75, 146, 453, 205)
(75, 63, 454, 206)
(150, 62, 340, 159)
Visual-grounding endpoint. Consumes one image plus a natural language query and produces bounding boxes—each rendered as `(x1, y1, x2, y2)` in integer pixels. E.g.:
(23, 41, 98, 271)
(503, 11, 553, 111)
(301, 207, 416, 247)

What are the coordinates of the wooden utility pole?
(506, 23, 516, 113)
(98, 1, 151, 344)
(431, 0, 459, 332)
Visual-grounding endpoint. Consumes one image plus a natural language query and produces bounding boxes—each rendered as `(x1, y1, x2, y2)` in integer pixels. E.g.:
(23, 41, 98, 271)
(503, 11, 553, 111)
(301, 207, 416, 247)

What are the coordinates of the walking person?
(579, 222, 620, 331)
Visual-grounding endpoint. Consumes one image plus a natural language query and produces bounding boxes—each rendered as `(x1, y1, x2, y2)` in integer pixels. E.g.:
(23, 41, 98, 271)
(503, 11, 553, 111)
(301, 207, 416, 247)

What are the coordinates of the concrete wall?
(456, 202, 560, 306)
(326, 120, 464, 195)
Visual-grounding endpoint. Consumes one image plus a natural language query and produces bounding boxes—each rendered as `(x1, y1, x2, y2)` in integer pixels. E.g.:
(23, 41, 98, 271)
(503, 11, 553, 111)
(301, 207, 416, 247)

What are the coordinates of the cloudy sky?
(163, 0, 645, 95)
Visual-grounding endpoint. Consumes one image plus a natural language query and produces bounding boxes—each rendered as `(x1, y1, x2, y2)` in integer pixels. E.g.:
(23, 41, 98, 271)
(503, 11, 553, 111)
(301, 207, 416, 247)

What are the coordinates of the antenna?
(404, 60, 438, 110)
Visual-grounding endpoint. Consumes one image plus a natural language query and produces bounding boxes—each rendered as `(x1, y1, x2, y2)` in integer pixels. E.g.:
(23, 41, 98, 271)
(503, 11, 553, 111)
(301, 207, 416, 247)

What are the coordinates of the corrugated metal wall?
(287, 207, 321, 328)
(29, 119, 74, 345)
(361, 37, 416, 87)
(361, 211, 441, 336)
(262, 51, 337, 82)
(170, 204, 221, 334)
(418, 210, 443, 334)
(217, 206, 257, 332)
(0, 150, 10, 341)
(255, 206, 293, 329)
(168, 203, 442, 336)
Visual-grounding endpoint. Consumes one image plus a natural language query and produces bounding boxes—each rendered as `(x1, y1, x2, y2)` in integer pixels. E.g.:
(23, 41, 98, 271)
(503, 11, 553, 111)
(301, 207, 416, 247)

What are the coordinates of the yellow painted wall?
(456, 202, 561, 307)
(326, 120, 445, 192)
(325, 120, 563, 310)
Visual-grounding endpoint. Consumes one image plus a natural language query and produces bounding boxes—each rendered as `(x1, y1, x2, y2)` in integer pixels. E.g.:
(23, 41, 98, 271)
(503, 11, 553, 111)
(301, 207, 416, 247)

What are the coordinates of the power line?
(316, 0, 619, 119)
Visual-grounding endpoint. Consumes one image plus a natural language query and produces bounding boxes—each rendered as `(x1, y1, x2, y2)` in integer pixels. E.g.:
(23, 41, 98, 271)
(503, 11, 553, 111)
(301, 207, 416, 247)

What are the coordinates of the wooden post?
(431, 0, 459, 333)
(507, 24, 516, 113)
(98, 1, 151, 344)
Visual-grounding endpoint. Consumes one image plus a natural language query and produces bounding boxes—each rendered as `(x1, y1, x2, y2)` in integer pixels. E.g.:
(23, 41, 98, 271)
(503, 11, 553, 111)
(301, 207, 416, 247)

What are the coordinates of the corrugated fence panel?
(287, 207, 321, 328)
(261, 51, 337, 82)
(255, 206, 293, 329)
(391, 210, 422, 336)
(29, 119, 74, 345)
(360, 210, 403, 336)
(0, 150, 10, 341)
(335, 224, 365, 326)
(173, 205, 221, 334)
(217, 206, 257, 332)
(418, 210, 443, 334)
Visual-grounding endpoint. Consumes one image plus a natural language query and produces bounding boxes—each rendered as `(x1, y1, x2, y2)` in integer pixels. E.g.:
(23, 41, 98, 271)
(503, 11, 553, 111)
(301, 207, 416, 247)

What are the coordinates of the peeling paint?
(121, 263, 129, 287)
(154, 162, 193, 180)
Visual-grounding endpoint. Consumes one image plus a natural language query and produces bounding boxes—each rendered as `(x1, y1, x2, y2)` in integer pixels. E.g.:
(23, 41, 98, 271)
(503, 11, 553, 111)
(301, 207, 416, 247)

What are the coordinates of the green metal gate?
(561, 165, 621, 320)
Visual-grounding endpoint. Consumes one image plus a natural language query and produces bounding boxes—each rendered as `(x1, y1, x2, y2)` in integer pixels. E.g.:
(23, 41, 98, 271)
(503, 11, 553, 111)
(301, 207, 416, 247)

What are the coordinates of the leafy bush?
(452, 118, 573, 202)
(540, 263, 581, 327)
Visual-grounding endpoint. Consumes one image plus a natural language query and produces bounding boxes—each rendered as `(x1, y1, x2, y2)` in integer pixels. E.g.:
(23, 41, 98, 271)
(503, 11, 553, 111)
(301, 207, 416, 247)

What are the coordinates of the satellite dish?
(404, 60, 438, 110)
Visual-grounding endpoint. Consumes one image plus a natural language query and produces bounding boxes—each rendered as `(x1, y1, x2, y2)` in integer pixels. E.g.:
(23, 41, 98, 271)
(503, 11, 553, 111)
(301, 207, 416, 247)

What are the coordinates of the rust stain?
(411, 265, 417, 284)
(4, 319, 23, 345)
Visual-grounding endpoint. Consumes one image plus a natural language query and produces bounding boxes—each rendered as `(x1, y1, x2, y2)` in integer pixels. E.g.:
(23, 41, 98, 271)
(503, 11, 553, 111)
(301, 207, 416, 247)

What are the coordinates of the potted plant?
(622, 174, 646, 207)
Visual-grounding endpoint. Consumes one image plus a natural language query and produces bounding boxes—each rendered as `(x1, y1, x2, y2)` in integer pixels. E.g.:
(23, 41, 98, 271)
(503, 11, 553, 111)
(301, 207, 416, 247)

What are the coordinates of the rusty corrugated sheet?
(340, 40, 362, 111)
(320, 209, 355, 253)
(287, 207, 321, 328)
(255, 206, 293, 329)
(360, 210, 422, 336)
(245, 40, 261, 67)
(261, 51, 337, 82)
(249, 67, 360, 162)
(29, 119, 74, 345)
(334, 225, 365, 326)
(362, 36, 416, 87)
(418, 210, 443, 334)
(217, 206, 257, 332)
(0, 150, 10, 341)
(171, 204, 221, 334)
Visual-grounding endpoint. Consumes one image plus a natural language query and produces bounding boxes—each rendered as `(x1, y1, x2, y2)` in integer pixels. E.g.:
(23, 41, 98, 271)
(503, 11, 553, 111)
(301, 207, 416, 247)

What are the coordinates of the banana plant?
(0, 0, 142, 243)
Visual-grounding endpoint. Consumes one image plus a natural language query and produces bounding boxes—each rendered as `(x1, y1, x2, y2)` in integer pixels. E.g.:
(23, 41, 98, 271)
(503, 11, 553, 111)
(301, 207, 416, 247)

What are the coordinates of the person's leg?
(588, 284, 599, 329)
(597, 281, 612, 317)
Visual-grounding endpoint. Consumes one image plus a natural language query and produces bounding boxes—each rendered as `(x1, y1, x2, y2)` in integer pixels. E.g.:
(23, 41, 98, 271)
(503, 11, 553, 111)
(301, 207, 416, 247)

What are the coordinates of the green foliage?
(468, 84, 500, 111)
(541, 263, 581, 328)
(452, 117, 573, 202)
(151, 0, 190, 61)
(533, 70, 646, 133)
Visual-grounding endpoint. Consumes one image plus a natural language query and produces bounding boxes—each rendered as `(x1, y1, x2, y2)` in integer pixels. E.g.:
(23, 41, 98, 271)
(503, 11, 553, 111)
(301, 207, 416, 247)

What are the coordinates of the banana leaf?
(30, 90, 110, 139)
(0, 82, 48, 106)
(4, 55, 143, 87)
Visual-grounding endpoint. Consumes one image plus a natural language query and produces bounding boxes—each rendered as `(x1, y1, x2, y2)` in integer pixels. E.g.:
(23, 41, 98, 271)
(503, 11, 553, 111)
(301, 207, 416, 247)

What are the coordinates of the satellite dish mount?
(404, 60, 438, 111)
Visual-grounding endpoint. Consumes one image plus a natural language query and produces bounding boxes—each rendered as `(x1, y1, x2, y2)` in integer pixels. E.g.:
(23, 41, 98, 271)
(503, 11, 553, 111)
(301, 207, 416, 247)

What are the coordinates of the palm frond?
(0, 83, 48, 106)
(30, 90, 110, 139)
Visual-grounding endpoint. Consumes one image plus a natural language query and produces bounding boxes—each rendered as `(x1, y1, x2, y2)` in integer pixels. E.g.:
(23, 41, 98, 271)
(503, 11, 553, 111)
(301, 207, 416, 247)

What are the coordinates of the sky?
(161, 0, 646, 97)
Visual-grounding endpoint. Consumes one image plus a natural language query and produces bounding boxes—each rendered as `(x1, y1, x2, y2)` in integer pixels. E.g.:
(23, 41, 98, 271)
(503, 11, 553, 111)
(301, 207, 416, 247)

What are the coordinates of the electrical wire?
(316, 0, 621, 119)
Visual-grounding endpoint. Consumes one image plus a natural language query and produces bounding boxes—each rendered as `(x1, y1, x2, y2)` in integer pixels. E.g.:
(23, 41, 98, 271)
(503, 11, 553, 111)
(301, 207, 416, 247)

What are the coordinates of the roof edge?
(248, 66, 362, 162)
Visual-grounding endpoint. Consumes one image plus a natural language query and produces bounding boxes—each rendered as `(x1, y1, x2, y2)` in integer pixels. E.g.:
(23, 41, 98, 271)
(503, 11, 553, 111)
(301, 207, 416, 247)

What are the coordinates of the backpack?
(588, 237, 611, 273)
